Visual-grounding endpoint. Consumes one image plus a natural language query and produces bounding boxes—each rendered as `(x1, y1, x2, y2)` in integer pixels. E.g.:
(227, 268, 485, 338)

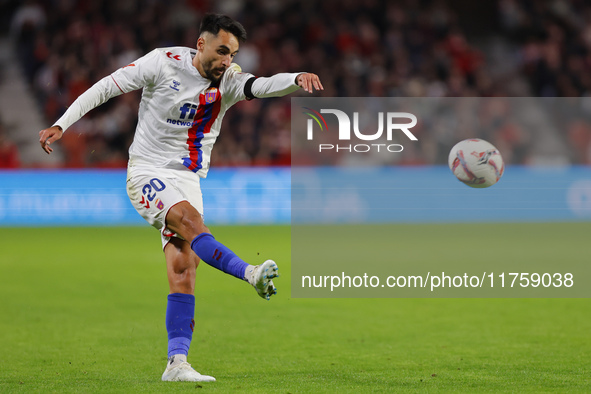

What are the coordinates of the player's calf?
(190, 233, 249, 279)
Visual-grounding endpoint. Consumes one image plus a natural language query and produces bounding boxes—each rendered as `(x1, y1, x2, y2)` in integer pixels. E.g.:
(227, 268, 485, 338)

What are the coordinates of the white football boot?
(246, 260, 279, 300)
(162, 360, 216, 382)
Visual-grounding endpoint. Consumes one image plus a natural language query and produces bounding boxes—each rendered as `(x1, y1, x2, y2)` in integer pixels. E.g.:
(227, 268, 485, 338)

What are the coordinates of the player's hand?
(39, 125, 63, 154)
(296, 73, 324, 94)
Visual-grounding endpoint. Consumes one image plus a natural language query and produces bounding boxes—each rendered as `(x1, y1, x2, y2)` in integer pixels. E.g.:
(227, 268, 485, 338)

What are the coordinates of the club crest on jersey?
(155, 198, 164, 210)
(205, 88, 218, 103)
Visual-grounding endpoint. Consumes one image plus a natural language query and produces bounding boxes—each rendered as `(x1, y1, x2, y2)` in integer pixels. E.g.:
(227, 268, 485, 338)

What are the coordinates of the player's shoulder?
(151, 46, 194, 64)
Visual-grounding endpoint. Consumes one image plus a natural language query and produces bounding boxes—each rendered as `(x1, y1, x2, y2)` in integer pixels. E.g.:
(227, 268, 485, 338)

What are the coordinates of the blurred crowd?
(499, 0, 591, 164)
(3, 0, 591, 168)
(0, 118, 20, 168)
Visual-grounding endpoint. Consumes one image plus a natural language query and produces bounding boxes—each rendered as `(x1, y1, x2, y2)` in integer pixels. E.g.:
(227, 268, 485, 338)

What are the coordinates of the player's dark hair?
(199, 13, 247, 42)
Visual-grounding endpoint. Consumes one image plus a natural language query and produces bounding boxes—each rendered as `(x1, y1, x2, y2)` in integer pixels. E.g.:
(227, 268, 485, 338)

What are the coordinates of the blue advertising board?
(0, 166, 590, 226)
(292, 166, 591, 223)
(0, 168, 291, 226)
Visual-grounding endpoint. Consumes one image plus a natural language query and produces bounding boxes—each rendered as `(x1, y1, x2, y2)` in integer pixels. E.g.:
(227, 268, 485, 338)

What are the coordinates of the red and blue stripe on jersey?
(182, 90, 221, 172)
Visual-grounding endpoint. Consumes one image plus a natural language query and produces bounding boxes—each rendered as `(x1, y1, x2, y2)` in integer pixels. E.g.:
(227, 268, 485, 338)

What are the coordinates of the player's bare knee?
(169, 249, 195, 273)
(171, 260, 192, 275)
(167, 202, 210, 240)
(172, 265, 195, 284)
(168, 257, 196, 293)
(178, 210, 209, 236)
(165, 238, 200, 294)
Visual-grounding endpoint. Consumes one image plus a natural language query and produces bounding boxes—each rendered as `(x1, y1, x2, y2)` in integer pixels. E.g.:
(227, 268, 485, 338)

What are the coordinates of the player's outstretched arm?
(39, 125, 64, 154)
(243, 72, 324, 99)
(36, 50, 160, 155)
(296, 73, 324, 94)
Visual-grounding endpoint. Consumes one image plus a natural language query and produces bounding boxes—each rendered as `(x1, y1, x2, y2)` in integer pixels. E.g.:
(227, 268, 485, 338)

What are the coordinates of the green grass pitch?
(0, 224, 589, 393)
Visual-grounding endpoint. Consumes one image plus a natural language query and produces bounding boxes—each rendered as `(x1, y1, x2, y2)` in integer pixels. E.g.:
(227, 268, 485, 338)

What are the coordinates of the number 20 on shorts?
(142, 178, 166, 201)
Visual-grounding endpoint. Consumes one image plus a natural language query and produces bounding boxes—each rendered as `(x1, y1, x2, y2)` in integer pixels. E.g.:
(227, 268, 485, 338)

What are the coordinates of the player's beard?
(203, 59, 226, 82)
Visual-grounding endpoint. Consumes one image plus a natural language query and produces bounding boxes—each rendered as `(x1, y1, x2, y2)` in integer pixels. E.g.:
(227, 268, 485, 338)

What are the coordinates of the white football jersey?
(54, 46, 301, 177)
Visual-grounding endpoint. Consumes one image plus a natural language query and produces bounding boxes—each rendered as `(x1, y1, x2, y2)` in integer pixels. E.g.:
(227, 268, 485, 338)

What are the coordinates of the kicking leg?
(165, 201, 279, 299)
(161, 237, 215, 382)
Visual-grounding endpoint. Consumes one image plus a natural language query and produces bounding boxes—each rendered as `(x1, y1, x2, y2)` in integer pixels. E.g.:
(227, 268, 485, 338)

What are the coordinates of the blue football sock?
(166, 293, 195, 358)
(190, 233, 249, 280)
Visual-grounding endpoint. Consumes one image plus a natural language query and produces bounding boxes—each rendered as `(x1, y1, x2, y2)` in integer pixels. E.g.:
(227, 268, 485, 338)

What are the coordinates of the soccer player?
(38, 13, 323, 382)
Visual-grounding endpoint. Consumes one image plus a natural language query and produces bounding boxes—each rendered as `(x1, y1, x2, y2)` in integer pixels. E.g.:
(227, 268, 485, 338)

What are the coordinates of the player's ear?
(196, 36, 205, 51)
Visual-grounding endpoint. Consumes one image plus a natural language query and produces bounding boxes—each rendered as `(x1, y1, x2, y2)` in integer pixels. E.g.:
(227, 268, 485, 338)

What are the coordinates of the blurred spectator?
(501, 0, 591, 97)
(568, 119, 591, 164)
(0, 122, 21, 168)
(499, 0, 591, 163)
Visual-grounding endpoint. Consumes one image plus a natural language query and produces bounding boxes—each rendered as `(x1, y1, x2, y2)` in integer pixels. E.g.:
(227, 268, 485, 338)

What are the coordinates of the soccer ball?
(448, 139, 504, 188)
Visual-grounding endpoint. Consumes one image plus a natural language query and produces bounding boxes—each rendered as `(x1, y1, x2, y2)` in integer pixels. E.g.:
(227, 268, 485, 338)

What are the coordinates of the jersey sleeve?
(222, 64, 303, 105)
(250, 72, 302, 98)
(53, 75, 123, 132)
(109, 48, 163, 93)
(53, 49, 163, 132)
(221, 64, 257, 105)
